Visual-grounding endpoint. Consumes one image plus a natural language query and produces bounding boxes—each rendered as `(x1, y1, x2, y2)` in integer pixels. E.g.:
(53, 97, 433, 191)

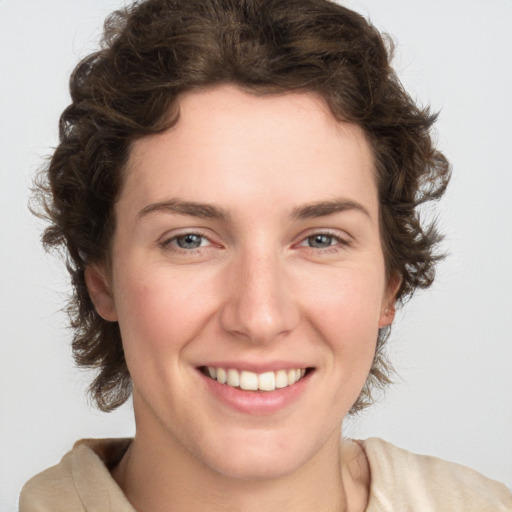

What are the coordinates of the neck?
(113, 399, 369, 512)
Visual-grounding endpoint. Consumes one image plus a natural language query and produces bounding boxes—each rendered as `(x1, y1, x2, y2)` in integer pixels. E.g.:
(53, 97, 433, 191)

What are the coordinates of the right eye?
(174, 233, 207, 249)
(160, 232, 212, 251)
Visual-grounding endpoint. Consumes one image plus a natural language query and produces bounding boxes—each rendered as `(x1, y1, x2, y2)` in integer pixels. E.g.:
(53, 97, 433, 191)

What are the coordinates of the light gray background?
(1, 1, 511, 509)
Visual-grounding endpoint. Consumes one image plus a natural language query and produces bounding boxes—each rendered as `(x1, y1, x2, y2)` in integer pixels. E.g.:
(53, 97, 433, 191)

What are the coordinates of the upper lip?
(197, 361, 313, 373)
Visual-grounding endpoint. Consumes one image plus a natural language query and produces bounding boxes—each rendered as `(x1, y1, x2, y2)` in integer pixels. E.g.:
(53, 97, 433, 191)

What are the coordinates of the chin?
(194, 426, 330, 482)
(206, 446, 307, 481)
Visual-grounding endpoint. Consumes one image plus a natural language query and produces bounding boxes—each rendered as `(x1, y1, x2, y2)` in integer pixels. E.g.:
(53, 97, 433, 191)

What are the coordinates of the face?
(88, 85, 396, 480)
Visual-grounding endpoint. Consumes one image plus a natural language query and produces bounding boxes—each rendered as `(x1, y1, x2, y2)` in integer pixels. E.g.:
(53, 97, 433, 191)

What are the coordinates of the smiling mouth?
(200, 366, 312, 392)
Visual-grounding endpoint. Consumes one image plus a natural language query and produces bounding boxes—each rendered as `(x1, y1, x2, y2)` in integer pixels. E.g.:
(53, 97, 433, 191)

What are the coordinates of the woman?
(20, 0, 512, 510)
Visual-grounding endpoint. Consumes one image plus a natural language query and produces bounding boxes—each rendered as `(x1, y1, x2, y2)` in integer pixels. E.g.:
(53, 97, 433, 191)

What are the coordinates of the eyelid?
(294, 228, 353, 247)
(157, 227, 353, 253)
(158, 228, 217, 249)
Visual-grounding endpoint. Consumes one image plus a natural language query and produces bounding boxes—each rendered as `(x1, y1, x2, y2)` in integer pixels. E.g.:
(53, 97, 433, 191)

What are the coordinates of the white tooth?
(240, 370, 258, 391)
(227, 369, 240, 387)
(258, 372, 275, 391)
(300, 368, 306, 378)
(217, 367, 227, 384)
(208, 367, 217, 379)
(275, 370, 288, 389)
(287, 369, 296, 385)
(295, 368, 301, 381)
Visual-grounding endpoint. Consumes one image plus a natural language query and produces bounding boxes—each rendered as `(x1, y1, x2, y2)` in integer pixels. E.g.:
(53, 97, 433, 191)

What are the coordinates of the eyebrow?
(291, 198, 371, 220)
(138, 197, 370, 222)
(138, 199, 230, 221)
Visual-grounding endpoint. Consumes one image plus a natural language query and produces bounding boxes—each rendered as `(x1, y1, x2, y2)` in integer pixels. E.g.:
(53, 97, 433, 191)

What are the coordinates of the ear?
(84, 266, 118, 322)
(378, 273, 401, 328)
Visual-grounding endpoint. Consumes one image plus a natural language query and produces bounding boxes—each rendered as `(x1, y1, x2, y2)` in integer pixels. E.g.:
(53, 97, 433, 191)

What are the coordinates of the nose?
(219, 250, 300, 344)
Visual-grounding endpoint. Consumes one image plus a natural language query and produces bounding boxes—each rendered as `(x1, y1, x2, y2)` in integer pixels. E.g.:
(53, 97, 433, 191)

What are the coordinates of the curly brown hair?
(34, 0, 450, 412)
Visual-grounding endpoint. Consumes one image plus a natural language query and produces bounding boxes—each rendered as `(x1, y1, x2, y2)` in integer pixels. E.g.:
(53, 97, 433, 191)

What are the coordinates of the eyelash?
(159, 230, 351, 254)
(298, 231, 351, 251)
(160, 231, 212, 252)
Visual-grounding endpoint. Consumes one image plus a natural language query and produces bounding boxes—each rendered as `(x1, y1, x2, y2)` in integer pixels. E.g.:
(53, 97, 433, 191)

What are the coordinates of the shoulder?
(361, 437, 512, 512)
(19, 439, 134, 512)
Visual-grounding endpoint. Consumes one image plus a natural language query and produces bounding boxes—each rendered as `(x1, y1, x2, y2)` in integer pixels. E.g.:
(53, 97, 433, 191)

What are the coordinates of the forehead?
(122, 85, 377, 217)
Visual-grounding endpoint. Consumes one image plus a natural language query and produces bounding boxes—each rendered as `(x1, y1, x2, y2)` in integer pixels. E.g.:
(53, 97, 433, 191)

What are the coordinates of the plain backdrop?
(1, 0, 511, 509)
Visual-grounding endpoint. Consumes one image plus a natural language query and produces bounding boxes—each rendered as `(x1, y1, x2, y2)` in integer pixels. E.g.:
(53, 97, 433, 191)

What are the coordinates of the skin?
(87, 85, 397, 512)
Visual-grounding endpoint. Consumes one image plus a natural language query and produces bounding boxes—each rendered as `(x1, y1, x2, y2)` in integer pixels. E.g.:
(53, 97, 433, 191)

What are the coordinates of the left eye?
(173, 233, 208, 249)
(303, 234, 339, 248)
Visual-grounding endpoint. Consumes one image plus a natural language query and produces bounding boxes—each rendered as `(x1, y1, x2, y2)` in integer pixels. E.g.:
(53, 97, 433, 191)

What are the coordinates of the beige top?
(19, 437, 512, 511)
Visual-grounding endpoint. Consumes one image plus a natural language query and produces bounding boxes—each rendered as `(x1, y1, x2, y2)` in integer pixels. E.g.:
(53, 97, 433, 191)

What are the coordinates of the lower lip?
(199, 370, 312, 415)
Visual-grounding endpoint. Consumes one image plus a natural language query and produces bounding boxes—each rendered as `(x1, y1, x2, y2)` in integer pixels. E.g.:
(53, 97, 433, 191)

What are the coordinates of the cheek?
(298, 267, 384, 359)
(112, 264, 216, 360)
(301, 266, 385, 324)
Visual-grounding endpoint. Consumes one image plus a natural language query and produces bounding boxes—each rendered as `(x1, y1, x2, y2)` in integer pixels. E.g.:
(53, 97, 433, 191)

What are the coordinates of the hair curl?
(34, 0, 450, 412)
